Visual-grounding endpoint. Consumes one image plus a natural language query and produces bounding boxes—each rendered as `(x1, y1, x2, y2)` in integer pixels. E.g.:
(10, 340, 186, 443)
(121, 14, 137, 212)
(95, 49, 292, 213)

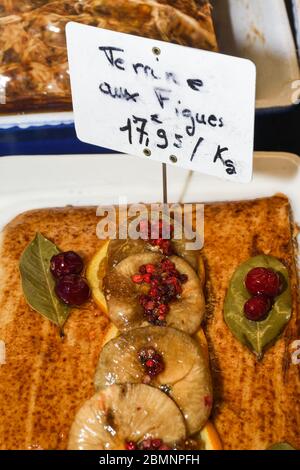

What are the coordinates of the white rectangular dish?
(0, 0, 299, 130)
(0, 152, 299, 235)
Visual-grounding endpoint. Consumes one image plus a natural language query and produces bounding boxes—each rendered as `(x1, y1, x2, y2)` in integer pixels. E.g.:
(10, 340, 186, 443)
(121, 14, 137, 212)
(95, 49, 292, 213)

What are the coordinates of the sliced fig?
(68, 384, 186, 450)
(171, 238, 199, 271)
(103, 253, 205, 334)
(107, 212, 200, 270)
(94, 326, 213, 434)
(107, 238, 147, 269)
(168, 255, 205, 334)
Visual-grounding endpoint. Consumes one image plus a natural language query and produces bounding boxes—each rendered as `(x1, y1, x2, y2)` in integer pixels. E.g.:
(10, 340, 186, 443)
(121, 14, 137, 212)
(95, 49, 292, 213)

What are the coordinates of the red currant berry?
(145, 300, 155, 311)
(155, 238, 164, 247)
(160, 240, 173, 255)
(245, 267, 282, 297)
(151, 439, 162, 449)
(166, 277, 182, 295)
(139, 347, 165, 377)
(132, 274, 144, 284)
(146, 359, 155, 368)
(139, 265, 147, 274)
(125, 441, 137, 450)
(139, 295, 149, 306)
(143, 274, 152, 284)
(161, 259, 175, 272)
(159, 444, 171, 450)
(149, 287, 159, 298)
(157, 304, 168, 316)
(50, 251, 83, 279)
(145, 263, 156, 274)
(141, 439, 152, 450)
(244, 294, 272, 321)
(55, 274, 90, 306)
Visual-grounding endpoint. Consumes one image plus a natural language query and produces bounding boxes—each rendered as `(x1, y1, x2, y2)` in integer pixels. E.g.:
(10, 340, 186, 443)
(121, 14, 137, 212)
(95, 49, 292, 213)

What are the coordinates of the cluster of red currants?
(138, 346, 165, 379)
(139, 219, 174, 256)
(132, 259, 188, 326)
(244, 267, 283, 321)
(50, 251, 90, 306)
(125, 439, 170, 450)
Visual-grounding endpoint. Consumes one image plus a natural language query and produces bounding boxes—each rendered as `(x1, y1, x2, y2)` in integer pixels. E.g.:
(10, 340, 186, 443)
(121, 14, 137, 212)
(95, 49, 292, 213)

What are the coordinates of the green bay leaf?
(224, 255, 292, 360)
(268, 443, 296, 451)
(19, 233, 70, 329)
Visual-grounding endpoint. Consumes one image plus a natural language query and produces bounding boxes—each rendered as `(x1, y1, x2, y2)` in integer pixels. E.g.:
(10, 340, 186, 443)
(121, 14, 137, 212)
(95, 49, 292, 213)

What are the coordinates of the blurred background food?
(0, 0, 217, 114)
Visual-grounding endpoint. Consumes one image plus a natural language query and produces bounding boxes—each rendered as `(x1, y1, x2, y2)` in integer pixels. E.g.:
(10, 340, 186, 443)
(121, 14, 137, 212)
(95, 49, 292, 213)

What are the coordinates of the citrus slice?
(86, 241, 109, 314)
(199, 421, 223, 450)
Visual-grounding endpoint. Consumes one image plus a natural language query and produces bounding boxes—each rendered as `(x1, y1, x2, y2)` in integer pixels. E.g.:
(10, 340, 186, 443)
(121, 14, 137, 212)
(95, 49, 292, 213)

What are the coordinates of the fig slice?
(171, 238, 199, 271)
(168, 255, 205, 334)
(108, 237, 200, 271)
(108, 238, 200, 271)
(107, 211, 200, 271)
(103, 253, 205, 334)
(94, 326, 213, 435)
(107, 238, 147, 269)
(68, 383, 186, 450)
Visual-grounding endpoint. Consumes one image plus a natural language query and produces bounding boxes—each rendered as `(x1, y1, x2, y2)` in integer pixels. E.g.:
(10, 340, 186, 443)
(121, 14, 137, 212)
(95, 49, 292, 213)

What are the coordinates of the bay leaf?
(224, 255, 292, 360)
(268, 443, 296, 451)
(19, 233, 70, 329)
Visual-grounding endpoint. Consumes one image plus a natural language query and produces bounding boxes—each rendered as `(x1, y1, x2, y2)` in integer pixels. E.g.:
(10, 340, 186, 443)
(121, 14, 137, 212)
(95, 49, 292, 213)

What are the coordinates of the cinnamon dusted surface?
(0, 195, 299, 449)
(0, 207, 109, 450)
(202, 195, 300, 450)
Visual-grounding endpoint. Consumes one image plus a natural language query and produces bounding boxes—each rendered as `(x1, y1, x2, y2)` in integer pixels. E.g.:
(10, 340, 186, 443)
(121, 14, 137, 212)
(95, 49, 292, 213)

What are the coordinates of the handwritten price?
(119, 114, 236, 175)
(98, 46, 237, 176)
(67, 21, 255, 182)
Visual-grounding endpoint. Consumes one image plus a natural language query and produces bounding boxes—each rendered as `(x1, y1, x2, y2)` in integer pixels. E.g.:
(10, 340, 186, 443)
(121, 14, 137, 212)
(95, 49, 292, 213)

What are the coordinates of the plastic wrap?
(0, 0, 217, 114)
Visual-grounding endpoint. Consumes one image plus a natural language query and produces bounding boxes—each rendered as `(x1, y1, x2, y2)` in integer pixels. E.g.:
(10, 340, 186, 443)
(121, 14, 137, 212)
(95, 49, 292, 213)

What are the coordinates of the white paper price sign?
(66, 22, 256, 183)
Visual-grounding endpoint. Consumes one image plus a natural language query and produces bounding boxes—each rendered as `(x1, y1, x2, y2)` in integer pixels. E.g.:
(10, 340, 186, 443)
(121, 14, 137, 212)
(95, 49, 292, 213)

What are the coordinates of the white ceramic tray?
(0, 152, 299, 235)
(0, 0, 299, 129)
